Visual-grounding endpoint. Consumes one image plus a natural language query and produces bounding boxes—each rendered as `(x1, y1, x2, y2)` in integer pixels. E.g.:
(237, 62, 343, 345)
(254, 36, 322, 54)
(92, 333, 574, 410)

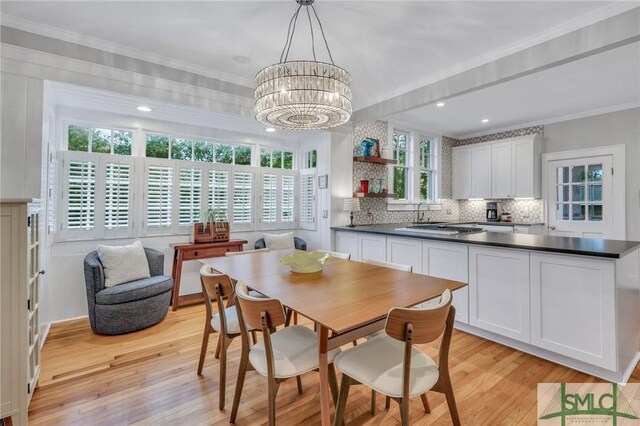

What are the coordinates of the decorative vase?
(360, 139, 374, 157)
(360, 180, 369, 193)
(381, 146, 392, 159)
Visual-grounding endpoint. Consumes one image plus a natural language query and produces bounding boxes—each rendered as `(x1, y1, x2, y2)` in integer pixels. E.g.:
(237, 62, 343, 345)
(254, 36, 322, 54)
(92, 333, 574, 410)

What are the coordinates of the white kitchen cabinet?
(512, 136, 541, 198)
(471, 145, 492, 198)
(387, 237, 422, 274)
(358, 233, 386, 263)
(452, 147, 472, 199)
(481, 224, 513, 233)
(530, 253, 616, 370)
(469, 246, 530, 343)
(491, 141, 513, 198)
(422, 241, 469, 324)
(335, 231, 358, 261)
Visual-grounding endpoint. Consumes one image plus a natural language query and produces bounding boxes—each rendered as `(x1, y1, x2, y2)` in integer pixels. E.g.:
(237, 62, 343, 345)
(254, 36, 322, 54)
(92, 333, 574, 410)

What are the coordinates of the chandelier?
(255, 0, 352, 130)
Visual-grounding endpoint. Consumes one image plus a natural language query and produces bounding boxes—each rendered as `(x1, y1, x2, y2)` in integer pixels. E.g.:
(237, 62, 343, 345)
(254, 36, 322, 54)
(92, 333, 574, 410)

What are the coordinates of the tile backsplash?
(350, 122, 545, 226)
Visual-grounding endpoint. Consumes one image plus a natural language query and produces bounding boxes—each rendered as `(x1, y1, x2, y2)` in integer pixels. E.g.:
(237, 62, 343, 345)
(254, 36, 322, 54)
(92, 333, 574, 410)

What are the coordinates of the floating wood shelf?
(353, 156, 397, 165)
(353, 192, 397, 199)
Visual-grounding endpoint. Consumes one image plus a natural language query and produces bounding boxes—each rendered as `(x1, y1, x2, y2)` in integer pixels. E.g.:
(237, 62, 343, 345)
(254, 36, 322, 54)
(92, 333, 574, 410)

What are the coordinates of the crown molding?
(356, 3, 640, 112)
(0, 14, 255, 88)
(456, 102, 640, 140)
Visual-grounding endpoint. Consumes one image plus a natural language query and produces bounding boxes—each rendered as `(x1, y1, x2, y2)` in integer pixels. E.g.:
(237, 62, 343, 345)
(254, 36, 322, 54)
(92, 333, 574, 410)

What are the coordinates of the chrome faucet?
(416, 202, 425, 223)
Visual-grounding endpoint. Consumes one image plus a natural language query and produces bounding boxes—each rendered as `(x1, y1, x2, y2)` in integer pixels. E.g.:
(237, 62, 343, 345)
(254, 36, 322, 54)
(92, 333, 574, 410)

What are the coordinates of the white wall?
(543, 108, 640, 241)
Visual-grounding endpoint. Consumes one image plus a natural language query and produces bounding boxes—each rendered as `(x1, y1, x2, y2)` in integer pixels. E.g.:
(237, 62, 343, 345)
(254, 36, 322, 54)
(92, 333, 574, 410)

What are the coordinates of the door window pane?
(571, 166, 585, 183)
(571, 185, 585, 202)
(92, 128, 111, 153)
(557, 186, 569, 202)
(588, 184, 602, 202)
(588, 164, 603, 182)
(589, 204, 603, 221)
(572, 204, 585, 221)
(556, 203, 569, 220)
(557, 167, 569, 185)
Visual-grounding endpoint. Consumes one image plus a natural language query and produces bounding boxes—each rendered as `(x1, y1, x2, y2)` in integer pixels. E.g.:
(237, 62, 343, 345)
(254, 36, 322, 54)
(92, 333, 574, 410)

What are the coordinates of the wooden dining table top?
(202, 250, 466, 334)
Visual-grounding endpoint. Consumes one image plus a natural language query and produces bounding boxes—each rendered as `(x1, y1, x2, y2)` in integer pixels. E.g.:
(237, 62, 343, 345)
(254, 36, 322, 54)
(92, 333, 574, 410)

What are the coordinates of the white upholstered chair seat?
(211, 305, 241, 334)
(249, 325, 341, 379)
(334, 334, 439, 398)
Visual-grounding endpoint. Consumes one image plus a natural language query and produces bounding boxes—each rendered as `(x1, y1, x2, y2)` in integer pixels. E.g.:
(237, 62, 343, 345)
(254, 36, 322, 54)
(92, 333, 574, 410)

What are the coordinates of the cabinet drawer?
(182, 246, 239, 260)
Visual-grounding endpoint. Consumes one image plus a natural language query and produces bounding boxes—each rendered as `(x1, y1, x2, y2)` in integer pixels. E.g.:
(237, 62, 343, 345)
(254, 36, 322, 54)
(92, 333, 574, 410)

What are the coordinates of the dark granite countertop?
(473, 221, 545, 227)
(331, 223, 640, 259)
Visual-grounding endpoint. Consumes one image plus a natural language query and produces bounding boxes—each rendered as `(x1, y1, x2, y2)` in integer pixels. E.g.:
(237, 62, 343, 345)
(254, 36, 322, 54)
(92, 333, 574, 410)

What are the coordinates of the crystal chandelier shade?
(254, 0, 352, 130)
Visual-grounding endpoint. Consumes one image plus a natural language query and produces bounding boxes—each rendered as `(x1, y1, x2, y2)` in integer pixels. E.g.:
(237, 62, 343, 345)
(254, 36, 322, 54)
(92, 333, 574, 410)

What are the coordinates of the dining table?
(201, 249, 466, 426)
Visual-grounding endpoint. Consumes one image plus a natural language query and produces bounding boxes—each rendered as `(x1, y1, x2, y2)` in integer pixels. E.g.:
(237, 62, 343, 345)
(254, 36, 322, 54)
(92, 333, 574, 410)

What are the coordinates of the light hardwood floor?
(29, 305, 640, 425)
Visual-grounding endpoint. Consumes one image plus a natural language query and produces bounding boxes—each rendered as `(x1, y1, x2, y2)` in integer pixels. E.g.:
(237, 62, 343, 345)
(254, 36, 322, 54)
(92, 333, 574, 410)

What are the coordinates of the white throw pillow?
(97, 240, 151, 287)
(263, 232, 295, 250)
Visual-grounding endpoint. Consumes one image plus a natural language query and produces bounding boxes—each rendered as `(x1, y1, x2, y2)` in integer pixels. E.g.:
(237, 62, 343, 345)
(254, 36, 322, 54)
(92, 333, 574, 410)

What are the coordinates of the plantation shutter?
(67, 159, 96, 230)
(233, 171, 252, 224)
(104, 162, 131, 229)
(300, 172, 315, 229)
(208, 170, 229, 220)
(146, 165, 173, 228)
(178, 167, 202, 226)
(262, 173, 277, 224)
(281, 175, 295, 224)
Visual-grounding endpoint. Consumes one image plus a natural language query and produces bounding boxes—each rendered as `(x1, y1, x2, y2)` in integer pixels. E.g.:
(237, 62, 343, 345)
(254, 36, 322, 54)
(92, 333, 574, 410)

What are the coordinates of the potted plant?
(192, 208, 230, 243)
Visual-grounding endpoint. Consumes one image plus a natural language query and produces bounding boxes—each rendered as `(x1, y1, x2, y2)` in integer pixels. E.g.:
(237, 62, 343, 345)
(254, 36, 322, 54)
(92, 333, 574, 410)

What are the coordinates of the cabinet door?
(512, 138, 538, 198)
(358, 233, 386, 263)
(452, 147, 471, 199)
(334, 231, 358, 261)
(469, 246, 530, 342)
(387, 237, 422, 273)
(422, 241, 469, 323)
(471, 145, 492, 198)
(530, 253, 616, 370)
(491, 141, 513, 198)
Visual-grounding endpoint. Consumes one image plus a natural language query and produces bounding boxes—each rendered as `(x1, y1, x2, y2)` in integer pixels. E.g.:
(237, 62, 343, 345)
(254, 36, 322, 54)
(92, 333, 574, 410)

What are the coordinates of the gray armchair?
(254, 237, 307, 251)
(83, 248, 173, 335)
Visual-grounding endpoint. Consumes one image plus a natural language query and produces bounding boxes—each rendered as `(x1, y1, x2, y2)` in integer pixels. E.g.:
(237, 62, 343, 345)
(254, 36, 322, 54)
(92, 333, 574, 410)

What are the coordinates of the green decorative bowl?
(280, 251, 329, 273)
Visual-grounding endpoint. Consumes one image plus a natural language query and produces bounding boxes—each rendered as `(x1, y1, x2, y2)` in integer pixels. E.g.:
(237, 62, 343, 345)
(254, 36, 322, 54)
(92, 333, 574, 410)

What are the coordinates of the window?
(146, 165, 173, 229)
(262, 173, 277, 224)
(303, 149, 317, 169)
(300, 171, 316, 229)
(178, 168, 202, 226)
(146, 135, 252, 165)
(208, 170, 229, 220)
(104, 162, 131, 229)
(68, 125, 132, 155)
(66, 159, 96, 230)
(232, 172, 252, 225)
(261, 148, 294, 169)
(419, 137, 435, 201)
(392, 131, 409, 199)
(282, 175, 295, 223)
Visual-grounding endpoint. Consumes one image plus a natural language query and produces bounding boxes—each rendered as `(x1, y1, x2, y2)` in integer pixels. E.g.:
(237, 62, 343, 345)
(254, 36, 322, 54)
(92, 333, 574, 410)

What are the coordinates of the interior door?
(547, 156, 613, 239)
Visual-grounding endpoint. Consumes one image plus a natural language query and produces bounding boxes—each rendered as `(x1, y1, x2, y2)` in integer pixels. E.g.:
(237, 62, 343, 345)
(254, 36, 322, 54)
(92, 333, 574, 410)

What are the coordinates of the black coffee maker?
(486, 202, 499, 222)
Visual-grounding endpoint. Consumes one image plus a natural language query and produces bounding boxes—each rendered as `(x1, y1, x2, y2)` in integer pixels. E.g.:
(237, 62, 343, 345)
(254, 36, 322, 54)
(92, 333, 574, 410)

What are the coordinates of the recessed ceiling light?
(481, 118, 489, 123)
(436, 102, 445, 107)
(265, 127, 276, 133)
(137, 106, 152, 112)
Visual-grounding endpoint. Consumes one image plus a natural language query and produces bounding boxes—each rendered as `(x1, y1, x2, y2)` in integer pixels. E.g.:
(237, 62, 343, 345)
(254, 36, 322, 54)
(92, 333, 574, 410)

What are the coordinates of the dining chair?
(230, 281, 341, 425)
(316, 250, 351, 260)
(333, 290, 460, 426)
(363, 258, 412, 272)
(225, 247, 271, 256)
(197, 265, 244, 411)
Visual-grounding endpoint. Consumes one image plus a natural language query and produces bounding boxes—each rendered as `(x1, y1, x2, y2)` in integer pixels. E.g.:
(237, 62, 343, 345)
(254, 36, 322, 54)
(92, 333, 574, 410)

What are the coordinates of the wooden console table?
(170, 240, 247, 310)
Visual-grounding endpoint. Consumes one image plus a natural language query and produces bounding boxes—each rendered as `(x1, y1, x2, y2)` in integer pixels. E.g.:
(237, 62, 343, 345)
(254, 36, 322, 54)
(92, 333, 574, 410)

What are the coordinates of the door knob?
(550, 226, 556, 230)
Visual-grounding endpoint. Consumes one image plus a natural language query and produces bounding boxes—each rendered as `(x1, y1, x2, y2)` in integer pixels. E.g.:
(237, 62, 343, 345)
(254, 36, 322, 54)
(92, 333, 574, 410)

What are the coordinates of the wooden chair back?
(363, 258, 413, 272)
(385, 289, 452, 344)
(235, 281, 286, 332)
(200, 264, 236, 334)
(316, 250, 351, 260)
(225, 248, 271, 257)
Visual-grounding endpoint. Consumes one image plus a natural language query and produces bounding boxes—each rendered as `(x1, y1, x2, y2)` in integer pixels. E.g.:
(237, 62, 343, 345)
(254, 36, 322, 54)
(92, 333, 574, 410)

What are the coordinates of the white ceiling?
(2, 1, 638, 137)
(390, 41, 640, 138)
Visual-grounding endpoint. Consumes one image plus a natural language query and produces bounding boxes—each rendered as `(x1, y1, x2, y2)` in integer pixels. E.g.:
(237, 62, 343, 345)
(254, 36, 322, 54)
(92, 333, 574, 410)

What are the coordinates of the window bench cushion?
(95, 275, 173, 305)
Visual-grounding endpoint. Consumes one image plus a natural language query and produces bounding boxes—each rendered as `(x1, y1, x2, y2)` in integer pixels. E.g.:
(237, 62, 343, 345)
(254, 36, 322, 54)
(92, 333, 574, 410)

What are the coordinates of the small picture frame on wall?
(318, 174, 328, 189)
(369, 138, 380, 157)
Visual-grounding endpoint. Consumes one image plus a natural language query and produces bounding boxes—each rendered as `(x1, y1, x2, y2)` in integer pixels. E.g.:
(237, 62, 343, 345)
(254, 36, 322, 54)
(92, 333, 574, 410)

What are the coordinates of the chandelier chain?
(306, 6, 316, 62)
(283, 5, 302, 63)
(311, 4, 334, 65)
(279, 4, 302, 64)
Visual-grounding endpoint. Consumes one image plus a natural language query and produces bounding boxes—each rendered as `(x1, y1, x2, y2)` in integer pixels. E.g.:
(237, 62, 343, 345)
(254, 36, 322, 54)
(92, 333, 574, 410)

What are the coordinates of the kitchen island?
(332, 224, 640, 383)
